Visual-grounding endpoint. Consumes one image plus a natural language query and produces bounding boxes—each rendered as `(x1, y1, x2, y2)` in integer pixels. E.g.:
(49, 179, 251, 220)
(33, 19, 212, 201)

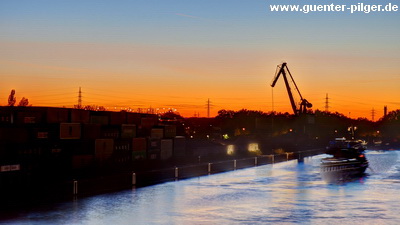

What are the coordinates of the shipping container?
(121, 124, 136, 138)
(90, 115, 109, 125)
(60, 123, 81, 139)
(82, 123, 101, 139)
(36, 132, 49, 139)
(114, 139, 131, 151)
(132, 151, 146, 161)
(173, 136, 186, 158)
(132, 138, 147, 152)
(148, 138, 161, 150)
(150, 128, 164, 139)
(71, 109, 90, 123)
(141, 116, 158, 129)
(31, 124, 57, 140)
(46, 108, 69, 123)
(58, 139, 81, 154)
(0, 164, 21, 172)
(164, 125, 177, 138)
(33, 128, 49, 139)
(95, 139, 114, 161)
(127, 113, 141, 125)
(16, 110, 45, 124)
(160, 139, 173, 160)
(72, 155, 94, 169)
(111, 150, 131, 164)
(147, 149, 160, 160)
(0, 127, 29, 142)
(18, 143, 47, 157)
(137, 126, 150, 137)
(110, 111, 127, 125)
(69, 140, 95, 155)
(0, 110, 13, 124)
(0, 115, 12, 124)
(101, 127, 120, 139)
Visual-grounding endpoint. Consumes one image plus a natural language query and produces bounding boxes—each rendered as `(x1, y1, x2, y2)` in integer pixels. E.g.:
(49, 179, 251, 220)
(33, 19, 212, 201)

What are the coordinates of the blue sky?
(1, 0, 399, 118)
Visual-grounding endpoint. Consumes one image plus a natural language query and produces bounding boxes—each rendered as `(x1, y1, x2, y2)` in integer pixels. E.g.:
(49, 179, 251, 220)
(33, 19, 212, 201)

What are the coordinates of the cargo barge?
(320, 138, 369, 183)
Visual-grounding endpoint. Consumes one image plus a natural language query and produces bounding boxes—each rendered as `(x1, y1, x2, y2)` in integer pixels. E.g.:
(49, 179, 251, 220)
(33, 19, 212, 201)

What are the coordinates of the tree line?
(6, 89, 30, 107)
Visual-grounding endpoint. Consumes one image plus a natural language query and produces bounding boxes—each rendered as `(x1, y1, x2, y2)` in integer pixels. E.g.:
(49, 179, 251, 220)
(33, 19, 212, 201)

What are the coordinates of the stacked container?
(173, 136, 186, 158)
(95, 139, 114, 163)
(160, 139, 173, 160)
(147, 138, 161, 160)
(121, 124, 136, 138)
(132, 137, 147, 160)
(60, 123, 81, 139)
(71, 109, 90, 123)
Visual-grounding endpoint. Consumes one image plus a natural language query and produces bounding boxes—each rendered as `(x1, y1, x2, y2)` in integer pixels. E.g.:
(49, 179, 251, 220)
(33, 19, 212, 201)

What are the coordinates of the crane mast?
(270, 62, 312, 116)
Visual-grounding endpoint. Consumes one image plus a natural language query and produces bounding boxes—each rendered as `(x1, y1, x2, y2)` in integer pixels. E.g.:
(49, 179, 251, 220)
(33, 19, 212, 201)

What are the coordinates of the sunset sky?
(1, 0, 399, 119)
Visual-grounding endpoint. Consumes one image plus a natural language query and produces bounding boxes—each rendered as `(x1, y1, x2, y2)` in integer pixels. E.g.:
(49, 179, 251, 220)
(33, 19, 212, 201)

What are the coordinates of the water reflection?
(2, 151, 400, 224)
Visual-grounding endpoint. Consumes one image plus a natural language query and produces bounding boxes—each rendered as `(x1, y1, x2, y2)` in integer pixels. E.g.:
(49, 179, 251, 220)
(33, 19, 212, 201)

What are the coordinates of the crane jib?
(269, 62, 312, 115)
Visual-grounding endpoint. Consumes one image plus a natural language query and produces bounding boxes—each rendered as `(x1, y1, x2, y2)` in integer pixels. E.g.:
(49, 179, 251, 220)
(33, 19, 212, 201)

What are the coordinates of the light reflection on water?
(2, 151, 400, 225)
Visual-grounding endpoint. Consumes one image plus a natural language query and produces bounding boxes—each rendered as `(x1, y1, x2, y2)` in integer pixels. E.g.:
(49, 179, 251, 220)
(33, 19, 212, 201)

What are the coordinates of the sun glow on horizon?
(1, 1, 399, 120)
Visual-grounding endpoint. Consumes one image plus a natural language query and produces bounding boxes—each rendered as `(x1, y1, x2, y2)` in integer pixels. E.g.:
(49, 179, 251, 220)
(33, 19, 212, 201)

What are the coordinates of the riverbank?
(1, 148, 325, 210)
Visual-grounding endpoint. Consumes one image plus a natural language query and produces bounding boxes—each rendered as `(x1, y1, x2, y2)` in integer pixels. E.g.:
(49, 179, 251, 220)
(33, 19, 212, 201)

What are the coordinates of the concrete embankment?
(1, 148, 325, 210)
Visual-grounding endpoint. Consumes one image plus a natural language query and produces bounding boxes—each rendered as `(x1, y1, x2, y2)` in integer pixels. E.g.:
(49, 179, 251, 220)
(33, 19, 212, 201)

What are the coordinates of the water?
(2, 150, 400, 224)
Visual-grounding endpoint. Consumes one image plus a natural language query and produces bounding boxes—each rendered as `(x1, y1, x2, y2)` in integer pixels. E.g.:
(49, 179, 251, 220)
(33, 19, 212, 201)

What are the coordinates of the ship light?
(359, 154, 365, 158)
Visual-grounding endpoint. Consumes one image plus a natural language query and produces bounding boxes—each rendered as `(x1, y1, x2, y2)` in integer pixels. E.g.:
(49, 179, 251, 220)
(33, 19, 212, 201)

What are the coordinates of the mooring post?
(255, 157, 258, 166)
(298, 152, 304, 162)
(132, 172, 137, 186)
(208, 163, 212, 174)
(73, 179, 78, 195)
(175, 167, 179, 179)
(234, 160, 237, 170)
(271, 154, 275, 164)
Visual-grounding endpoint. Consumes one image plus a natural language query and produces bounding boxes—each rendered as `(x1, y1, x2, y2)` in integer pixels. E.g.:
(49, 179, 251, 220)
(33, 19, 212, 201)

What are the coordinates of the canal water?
(2, 150, 400, 224)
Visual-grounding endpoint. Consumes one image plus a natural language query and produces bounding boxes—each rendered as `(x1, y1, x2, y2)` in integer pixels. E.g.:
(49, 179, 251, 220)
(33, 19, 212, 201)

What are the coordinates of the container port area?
(0, 106, 398, 208)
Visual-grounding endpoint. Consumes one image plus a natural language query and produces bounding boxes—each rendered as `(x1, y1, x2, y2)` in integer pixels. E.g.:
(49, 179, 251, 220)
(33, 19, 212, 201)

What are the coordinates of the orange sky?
(1, 41, 398, 119)
(1, 1, 399, 119)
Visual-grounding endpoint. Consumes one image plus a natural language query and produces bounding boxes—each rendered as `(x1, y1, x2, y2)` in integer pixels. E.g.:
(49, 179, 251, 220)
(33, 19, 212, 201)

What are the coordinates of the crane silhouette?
(270, 62, 312, 116)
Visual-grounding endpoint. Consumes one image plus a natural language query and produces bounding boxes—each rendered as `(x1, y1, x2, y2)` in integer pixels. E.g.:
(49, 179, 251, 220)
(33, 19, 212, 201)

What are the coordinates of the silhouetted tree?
(160, 111, 183, 120)
(216, 109, 235, 119)
(8, 89, 16, 106)
(18, 97, 29, 106)
(82, 105, 106, 111)
(380, 109, 400, 122)
(376, 110, 400, 147)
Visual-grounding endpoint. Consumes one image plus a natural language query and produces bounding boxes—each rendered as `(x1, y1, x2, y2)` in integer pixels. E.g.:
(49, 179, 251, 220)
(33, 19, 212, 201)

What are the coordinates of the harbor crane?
(270, 62, 312, 116)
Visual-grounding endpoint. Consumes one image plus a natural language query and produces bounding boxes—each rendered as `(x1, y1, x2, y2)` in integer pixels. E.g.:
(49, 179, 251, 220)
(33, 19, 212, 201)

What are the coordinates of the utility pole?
(206, 98, 212, 118)
(78, 87, 82, 109)
(324, 93, 329, 112)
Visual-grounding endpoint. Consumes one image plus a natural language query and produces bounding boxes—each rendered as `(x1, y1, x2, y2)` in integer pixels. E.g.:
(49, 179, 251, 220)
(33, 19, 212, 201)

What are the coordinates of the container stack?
(0, 106, 187, 175)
